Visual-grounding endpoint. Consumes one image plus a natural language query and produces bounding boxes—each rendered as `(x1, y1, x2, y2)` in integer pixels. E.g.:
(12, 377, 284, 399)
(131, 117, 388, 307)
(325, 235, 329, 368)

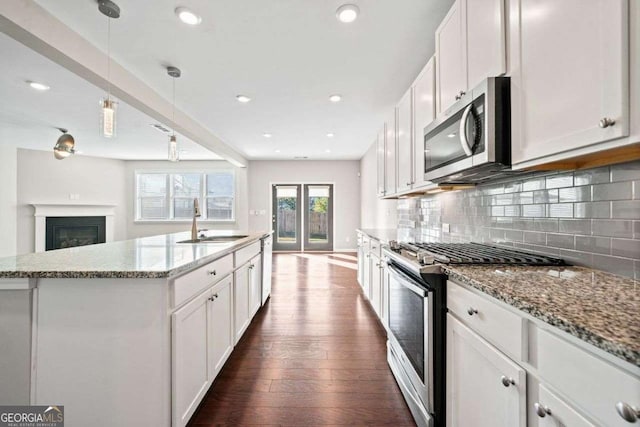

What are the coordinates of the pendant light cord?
(172, 77, 176, 136)
(107, 16, 111, 100)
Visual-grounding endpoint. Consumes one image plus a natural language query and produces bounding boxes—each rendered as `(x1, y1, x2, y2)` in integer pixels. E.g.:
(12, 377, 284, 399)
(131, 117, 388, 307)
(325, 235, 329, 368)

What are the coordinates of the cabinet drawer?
(235, 241, 261, 267)
(537, 328, 640, 427)
(447, 281, 524, 359)
(172, 254, 233, 308)
(535, 383, 595, 427)
(369, 238, 381, 258)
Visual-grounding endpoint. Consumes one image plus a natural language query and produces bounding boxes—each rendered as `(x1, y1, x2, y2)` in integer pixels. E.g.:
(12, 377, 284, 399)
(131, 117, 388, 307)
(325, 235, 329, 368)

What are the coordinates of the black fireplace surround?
(45, 216, 106, 251)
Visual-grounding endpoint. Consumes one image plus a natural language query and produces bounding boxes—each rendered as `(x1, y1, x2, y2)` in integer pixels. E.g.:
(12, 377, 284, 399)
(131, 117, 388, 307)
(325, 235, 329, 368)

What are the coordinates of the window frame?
(134, 169, 236, 223)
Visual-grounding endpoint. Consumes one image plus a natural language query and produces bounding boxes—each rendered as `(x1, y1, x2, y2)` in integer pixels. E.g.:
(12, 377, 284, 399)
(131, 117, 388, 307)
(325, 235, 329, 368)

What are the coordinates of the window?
(135, 171, 235, 221)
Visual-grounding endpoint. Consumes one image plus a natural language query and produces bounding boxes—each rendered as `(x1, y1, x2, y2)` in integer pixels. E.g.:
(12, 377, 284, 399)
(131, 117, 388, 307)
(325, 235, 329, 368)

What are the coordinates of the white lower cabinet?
(234, 263, 251, 344)
(207, 277, 234, 381)
(363, 251, 371, 300)
(447, 314, 526, 427)
(534, 383, 596, 427)
(370, 252, 382, 319)
(249, 254, 262, 318)
(173, 275, 234, 427)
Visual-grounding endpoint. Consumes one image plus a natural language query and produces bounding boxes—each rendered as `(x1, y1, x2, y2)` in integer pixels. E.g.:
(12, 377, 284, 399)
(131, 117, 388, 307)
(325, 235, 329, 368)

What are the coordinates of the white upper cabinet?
(436, 0, 467, 114)
(510, 0, 630, 166)
(384, 110, 397, 196)
(412, 57, 436, 189)
(436, 0, 506, 115)
(376, 129, 386, 197)
(397, 88, 414, 192)
(466, 0, 506, 90)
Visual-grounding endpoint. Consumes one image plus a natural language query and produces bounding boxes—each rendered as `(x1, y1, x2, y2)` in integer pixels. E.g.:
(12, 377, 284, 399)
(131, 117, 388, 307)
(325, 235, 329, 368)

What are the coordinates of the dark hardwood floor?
(188, 252, 416, 426)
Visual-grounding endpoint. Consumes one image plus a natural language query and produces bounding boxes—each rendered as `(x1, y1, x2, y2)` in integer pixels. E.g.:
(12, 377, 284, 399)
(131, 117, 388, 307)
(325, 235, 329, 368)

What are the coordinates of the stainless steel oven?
(423, 77, 511, 184)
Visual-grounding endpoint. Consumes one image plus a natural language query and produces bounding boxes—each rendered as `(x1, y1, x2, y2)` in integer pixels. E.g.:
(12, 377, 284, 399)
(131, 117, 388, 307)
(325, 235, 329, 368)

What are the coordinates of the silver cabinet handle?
(534, 403, 552, 418)
(616, 402, 640, 423)
(467, 307, 478, 316)
(500, 376, 515, 387)
(406, 182, 411, 186)
(207, 270, 217, 276)
(455, 94, 461, 100)
(599, 117, 616, 128)
(459, 90, 466, 97)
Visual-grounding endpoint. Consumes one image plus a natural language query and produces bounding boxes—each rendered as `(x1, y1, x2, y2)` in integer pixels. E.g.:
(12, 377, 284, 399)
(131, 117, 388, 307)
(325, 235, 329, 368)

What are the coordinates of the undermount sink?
(177, 235, 249, 244)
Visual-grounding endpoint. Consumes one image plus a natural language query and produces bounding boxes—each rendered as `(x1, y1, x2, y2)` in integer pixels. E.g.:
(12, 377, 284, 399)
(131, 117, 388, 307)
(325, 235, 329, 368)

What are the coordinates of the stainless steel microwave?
(423, 77, 511, 184)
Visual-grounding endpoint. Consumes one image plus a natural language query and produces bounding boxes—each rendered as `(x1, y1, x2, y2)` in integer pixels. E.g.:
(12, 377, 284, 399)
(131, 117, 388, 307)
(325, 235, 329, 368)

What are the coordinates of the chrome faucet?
(191, 198, 201, 241)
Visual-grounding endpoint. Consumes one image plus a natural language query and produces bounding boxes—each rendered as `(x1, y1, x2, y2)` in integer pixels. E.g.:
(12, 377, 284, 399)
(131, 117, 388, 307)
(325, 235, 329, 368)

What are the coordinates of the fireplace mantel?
(31, 203, 116, 253)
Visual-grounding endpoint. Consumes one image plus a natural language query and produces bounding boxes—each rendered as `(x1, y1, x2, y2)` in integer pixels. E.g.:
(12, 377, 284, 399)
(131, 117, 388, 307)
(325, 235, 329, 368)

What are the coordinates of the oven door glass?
(424, 95, 485, 173)
(388, 266, 427, 382)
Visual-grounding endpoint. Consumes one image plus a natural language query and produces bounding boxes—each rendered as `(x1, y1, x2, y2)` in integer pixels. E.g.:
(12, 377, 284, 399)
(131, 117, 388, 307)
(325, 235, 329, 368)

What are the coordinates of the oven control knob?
(501, 376, 515, 387)
(467, 308, 478, 316)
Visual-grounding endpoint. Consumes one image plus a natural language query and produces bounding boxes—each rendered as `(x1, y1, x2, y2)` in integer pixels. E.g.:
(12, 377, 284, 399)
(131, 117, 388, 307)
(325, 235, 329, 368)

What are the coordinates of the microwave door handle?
(459, 103, 474, 156)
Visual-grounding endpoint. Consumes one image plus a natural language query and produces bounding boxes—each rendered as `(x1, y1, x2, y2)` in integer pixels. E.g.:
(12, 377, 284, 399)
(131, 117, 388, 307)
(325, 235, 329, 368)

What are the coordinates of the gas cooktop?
(389, 241, 565, 267)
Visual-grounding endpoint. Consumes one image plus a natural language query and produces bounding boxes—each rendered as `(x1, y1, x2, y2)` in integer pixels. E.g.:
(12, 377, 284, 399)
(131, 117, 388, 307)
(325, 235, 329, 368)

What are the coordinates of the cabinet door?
(261, 236, 272, 304)
(466, 0, 506, 89)
(413, 57, 436, 189)
(510, 0, 629, 165)
(376, 130, 386, 197)
(370, 253, 382, 319)
(172, 291, 210, 427)
(249, 254, 262, 317)
(447, 314, 526, 427)
(207, 276, 233, 381)
(384, 110, 397, 196)
(397, 88, 413, 192)
(534, 384, 596, 427)
(436, 0, 467, 114)
(357, 244, 364, 287)
(363, 252, 371, 300)
(234, 264, 250, 344)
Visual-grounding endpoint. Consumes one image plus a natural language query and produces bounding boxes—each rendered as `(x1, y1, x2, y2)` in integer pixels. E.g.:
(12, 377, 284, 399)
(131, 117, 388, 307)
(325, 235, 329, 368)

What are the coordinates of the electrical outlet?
(345, 236, 350, 242)
(69, 193, 80, 200)
(442, 223, 450, 233)
(259, 210, 266, 215)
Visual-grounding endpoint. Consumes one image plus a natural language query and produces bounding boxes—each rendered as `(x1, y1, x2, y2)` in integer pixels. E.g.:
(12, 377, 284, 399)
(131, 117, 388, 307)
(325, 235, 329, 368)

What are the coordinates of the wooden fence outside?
(277, 210, 328, 239)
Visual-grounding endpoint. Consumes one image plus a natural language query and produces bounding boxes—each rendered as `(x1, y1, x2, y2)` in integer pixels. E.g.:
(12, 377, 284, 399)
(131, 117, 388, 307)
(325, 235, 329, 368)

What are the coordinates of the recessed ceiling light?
(336, 4, 359, 23)
(325, 149, 331, 153)
(175, 7, 202, 25)
(329, 94, 342, 103)
(28, 81, 50, 91)
(236, 95, 251, 103)
(327, 132, 335, 138)
(263, 133, 272, 138)
(274, 149, 281, 153)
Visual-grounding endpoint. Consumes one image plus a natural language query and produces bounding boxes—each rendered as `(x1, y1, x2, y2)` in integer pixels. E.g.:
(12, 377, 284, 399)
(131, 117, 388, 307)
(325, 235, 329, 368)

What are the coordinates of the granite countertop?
(0, 231, 270, 279)
(357, 228, 400, 244)
(443, 264, 640, 367)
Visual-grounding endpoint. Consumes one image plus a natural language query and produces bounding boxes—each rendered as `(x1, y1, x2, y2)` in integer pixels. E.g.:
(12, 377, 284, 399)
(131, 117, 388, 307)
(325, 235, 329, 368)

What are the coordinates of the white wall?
(359, 141, 397, 229)
(16, 149, 128, 254)
(0, 146, 18, 257)
(247, 160, 360, 251)
(124, 160, 249, 239)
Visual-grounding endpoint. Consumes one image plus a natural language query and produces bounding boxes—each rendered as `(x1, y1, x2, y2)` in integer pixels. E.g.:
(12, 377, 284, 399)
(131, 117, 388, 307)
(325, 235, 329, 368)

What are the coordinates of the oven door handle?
(459, 103, 474, 156)
(386, 263, 428, 297)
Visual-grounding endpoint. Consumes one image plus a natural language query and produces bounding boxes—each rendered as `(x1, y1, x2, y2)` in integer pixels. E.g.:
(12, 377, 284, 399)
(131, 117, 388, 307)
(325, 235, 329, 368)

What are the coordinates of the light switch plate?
(442, 223, 450, 233)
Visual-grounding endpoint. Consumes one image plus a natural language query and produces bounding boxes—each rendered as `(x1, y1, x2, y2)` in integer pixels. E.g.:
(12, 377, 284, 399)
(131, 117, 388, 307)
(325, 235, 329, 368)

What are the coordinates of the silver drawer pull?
(467, 307, 478, 316)
(534, 403, 552, 418)
(207, 270, 217, 276)
(599, 117, 616, 128)
(500, 376, 515, 387)
(616, 402, 640, 423)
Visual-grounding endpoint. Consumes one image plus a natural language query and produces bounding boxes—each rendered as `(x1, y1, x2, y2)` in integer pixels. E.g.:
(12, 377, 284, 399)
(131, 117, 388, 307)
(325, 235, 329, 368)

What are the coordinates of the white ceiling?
(0, 32, 221, 161)
(32, 0, 453, 160)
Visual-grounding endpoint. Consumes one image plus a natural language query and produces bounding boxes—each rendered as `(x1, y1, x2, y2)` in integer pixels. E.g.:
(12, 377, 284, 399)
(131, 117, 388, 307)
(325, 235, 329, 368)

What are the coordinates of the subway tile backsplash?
(397, 160, 640, 279)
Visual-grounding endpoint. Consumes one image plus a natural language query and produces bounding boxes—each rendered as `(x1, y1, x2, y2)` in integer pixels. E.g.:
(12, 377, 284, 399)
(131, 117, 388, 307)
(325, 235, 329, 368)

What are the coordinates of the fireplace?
(32, 204, 116, 253)
(45, 216, 106, 251)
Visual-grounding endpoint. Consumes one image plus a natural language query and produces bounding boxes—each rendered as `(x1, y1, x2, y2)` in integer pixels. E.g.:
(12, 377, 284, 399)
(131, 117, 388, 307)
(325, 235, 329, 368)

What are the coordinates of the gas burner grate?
(410, 242, 565, 265)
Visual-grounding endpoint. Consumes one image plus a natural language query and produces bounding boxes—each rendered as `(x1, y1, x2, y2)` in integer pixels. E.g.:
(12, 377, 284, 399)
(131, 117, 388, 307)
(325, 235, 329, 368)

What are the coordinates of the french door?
(271, 184, 333, 252)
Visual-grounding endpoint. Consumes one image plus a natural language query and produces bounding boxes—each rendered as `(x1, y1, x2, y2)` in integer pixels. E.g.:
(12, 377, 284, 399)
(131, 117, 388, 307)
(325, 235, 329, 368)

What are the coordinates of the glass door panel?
(303, 184, 333, 251)
(272, 185, 301, 251)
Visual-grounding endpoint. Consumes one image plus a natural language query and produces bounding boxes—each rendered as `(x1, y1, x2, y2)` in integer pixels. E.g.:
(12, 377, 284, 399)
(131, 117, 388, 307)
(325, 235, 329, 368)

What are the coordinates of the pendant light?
(167, 66, 182, 162)
(53, 128, 76, 160)
(98, 0, 120, 138)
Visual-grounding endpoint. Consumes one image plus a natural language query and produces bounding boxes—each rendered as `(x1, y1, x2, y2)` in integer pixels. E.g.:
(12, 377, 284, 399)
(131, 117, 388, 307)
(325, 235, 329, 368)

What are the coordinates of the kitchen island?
(0, 230, 272, 427)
